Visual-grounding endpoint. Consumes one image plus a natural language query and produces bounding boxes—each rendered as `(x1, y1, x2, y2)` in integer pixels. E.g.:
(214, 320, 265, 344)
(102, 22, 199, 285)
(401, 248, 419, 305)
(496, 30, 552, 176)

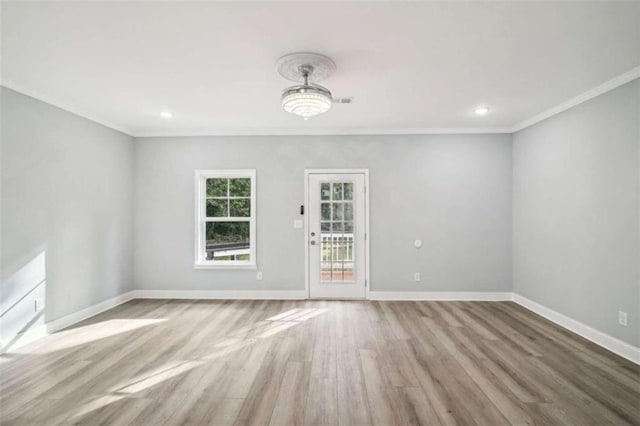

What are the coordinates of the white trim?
(131, 289, 306, 300)
(5, 68, 638, 138)
(1, 81, 133, 135)
(133, 67, 640, 136)
(1, 291, 136, 354)
(511, 67, 640, 132)
(194, 169, 257, 269)
(512, 293, 640, 365)
(368, 291, 513, 301)
(3, 289, 637, 365)
(132, 127, 512, 137)
(304, 169, 370, 300)
(364, 171, 371, 300)
(193, 263, 257, 270)
(46, 291, 137, 333)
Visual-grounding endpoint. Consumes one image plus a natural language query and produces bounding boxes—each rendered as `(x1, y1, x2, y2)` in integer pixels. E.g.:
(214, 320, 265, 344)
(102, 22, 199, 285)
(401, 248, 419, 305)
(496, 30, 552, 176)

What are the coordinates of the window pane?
(321, 203, 331, 220)
(230, 199, 250, 217)
(207, 178, 228, 197)
(206, 199, 228, 217)
(344, 203, 353, 221)
(230, 178, 251, 197)
(332, 183, 343, 200)
(205, 222, 250, 261)
(321, 222, 330, 232)
(320, 233, 355, 283)
(343, 183, 353, 200)
(321, 183, 331, 200)
(332, 203, 344, 220)
(332, 222, 344, 232)
(344, 222, 354, 232)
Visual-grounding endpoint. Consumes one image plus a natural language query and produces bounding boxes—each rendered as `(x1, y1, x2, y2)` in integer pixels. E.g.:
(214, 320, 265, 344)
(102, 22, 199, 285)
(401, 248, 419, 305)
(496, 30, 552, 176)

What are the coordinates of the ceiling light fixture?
(160, 111, 173, 119)
(276, 52, 353, 120)
(474, 106, 490, 115)
(281, 64, 332, 120)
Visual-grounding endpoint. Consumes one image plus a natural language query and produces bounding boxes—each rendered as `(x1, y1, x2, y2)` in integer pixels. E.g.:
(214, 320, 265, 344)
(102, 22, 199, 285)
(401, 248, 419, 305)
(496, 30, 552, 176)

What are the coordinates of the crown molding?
(1, 80, 133, 136)
(4, 66, 639, 138)
(131, 127, 512, 138)
(510, 66, 640, 133)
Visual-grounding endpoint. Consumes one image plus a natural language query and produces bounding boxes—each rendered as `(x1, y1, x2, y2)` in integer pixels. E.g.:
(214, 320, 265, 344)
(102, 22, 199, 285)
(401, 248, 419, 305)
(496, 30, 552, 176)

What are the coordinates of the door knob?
(310, 232, 316, 236)
(310, 240, 317, 245)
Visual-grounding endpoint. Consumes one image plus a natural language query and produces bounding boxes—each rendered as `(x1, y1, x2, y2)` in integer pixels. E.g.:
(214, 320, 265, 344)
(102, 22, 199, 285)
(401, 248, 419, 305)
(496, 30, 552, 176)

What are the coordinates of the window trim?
(194, 169, 257, 269)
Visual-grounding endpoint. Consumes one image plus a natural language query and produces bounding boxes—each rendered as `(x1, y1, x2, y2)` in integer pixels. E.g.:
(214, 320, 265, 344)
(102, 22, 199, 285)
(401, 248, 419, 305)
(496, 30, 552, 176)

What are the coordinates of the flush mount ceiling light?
(160, 111, 173, 119)
(277, 52, 352, 120)
(474, 106, 491, 115)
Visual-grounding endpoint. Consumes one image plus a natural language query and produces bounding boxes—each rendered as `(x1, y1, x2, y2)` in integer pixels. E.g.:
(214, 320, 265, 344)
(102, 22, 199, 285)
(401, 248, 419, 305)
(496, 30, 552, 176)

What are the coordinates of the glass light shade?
(282, 85, 332, 118)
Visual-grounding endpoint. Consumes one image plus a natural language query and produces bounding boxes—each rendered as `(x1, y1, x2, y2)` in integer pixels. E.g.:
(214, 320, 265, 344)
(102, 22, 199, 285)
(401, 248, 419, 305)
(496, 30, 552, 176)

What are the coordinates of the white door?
(308, 172, 367, 299)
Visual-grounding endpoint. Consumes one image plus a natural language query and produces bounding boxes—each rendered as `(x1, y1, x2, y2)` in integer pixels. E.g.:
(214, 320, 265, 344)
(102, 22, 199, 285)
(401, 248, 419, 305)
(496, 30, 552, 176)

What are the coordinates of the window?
(195, 170, 256, 268)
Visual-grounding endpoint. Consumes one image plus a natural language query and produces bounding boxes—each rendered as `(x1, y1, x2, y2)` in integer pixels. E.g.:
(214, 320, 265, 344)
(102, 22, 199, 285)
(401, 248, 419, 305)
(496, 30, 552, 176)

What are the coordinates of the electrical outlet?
(257, 271, 263, 281)
(618, 311, 627, 327)
(414, 272, 421, 282)
(293, 220, 303, 229)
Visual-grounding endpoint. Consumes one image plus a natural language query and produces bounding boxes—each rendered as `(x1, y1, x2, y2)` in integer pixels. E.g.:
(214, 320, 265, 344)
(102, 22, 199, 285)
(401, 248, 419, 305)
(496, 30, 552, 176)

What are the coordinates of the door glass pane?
(321, 183, 331, 200)
(321, 203, 331, 220)
(332, 203, 343, 220)
(344, 204, 353, 221)
(319, 181, 355, 283)
(332, 183, 343, 200)
(205, 222, 250, 261)
(343, 183, 353, 200)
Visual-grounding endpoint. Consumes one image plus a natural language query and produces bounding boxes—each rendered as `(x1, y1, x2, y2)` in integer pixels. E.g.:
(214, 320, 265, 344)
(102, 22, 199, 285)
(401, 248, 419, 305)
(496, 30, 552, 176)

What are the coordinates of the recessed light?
(474, 106, 490, 115)
(160, 111, 173, 119)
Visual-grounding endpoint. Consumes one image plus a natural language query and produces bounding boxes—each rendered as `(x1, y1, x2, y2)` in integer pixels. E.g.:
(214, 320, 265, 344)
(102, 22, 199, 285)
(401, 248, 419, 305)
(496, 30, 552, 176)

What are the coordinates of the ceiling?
(2, 1, 639, 136)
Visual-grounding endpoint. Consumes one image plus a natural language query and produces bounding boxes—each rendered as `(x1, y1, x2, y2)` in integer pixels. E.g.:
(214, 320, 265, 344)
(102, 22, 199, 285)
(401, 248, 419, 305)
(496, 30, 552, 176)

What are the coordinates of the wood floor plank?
(359, 348, 404, 426)
(269, 361, 309, 426)
(336, 302, 372, 426)
(0, 299, 637, 426)
(303, 301, 338, 426)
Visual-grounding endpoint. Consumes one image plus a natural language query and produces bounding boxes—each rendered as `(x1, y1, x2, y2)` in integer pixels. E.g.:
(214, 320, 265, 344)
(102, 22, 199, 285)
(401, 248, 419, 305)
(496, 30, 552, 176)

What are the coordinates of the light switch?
(293, 220, 303, 229)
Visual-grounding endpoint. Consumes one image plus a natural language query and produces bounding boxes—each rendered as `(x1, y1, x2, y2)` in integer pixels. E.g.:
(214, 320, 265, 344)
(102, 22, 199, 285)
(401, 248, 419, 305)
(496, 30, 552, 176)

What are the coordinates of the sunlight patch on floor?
(70, 307, 329, 419)
(11, 318, 166, 354)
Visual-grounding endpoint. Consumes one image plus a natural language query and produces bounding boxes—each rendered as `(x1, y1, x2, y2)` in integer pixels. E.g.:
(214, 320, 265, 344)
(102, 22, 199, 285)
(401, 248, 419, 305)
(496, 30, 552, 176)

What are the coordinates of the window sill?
(194, 263, 257, 270)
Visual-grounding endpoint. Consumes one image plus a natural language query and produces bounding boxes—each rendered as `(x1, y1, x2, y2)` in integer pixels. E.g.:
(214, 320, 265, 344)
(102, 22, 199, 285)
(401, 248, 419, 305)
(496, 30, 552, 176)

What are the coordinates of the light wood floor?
(1, 299, 638, 425)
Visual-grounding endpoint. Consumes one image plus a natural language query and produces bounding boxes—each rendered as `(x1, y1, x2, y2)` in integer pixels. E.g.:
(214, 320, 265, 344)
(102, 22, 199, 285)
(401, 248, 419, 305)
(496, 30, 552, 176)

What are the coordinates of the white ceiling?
(2, 1, 639, 136)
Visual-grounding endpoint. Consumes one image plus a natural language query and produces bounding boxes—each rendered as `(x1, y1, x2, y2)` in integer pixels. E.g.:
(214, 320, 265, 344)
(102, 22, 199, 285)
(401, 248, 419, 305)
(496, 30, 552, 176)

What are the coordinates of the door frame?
(304, 169, 370, 300)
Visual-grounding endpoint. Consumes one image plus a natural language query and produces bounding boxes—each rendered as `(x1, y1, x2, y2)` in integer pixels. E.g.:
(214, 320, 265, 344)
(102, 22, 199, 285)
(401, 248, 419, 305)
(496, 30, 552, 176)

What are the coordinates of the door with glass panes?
(308, 173, 366, 298)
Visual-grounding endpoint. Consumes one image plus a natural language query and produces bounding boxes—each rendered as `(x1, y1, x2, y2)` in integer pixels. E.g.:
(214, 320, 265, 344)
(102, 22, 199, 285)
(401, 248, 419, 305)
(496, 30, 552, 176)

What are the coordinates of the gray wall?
(134, 134, 512, 293)
(513, 80, 640, 346)
(4, 80, 638, 350)
(1, 88, 135, 347)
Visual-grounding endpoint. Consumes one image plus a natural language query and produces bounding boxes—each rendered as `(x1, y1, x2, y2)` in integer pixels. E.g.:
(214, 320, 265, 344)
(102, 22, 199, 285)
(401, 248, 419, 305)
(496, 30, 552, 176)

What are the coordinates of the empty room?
(1, 1, 639, 425)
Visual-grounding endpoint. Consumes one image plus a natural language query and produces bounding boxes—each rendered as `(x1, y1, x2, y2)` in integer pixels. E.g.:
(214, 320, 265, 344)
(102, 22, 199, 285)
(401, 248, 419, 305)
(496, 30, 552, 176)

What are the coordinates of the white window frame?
(194, 169, 257, 269)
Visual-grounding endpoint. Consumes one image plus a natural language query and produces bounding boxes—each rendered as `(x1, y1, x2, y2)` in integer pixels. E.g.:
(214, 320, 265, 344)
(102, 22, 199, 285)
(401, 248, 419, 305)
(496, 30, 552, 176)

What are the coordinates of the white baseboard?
(131, 289, 307, 300)
(1, 291, 136, 353)
(512, 293, 640, 365)
(368, 291, 513, 301)
(46, 291, 137, 333)
(5, 288, 637, 365)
